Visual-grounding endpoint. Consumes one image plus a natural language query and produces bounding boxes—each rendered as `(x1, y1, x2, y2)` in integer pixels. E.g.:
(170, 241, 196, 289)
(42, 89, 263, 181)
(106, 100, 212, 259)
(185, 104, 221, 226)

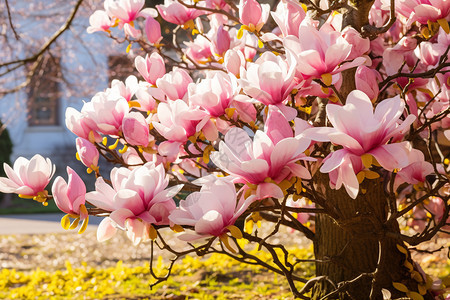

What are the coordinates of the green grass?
(0, 246, 315, 300)
(0, 196, 61, 215)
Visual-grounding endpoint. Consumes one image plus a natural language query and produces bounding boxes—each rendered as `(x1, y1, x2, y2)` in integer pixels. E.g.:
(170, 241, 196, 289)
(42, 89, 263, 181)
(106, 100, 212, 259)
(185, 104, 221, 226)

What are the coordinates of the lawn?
(0, 230, 448, 299)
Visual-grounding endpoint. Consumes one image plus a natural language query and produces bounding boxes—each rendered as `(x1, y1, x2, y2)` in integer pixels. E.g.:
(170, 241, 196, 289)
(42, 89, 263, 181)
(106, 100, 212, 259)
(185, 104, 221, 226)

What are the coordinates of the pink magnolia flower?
(169, 176, 255, 241)
(52, 167, 89, 233)
(394, 148, 434, 190)
(283, 21, 365, 84)
(122, 112, 150, 147)
(184, 34, 213, 65)
(157, 0, 205, 26)
(355, 66, 380, 102)
(382, 36, 418, 75)
(211, 108, 314, 199)
(152, 100, 207, 157)
(188, 71, 239, 117)
(134, 84, 165, 112)
(65, 107, 101, 142)
(108, 75, 139, 102)
(135, 52, 166, 86)
(87, 10, 113, 34)
(239, 52, 297, 119)
(341, 26, 370, 60)
(271, 0, 306, 37)
(104, 0, 157, 25)
(76, 138, 99, 172)
(156, 67, 193, 101)
(86, 162, 182, 245)
(210, 25, 231, 57)
(239, 0, 270, 32)
(145, 17, 162, 45)
(223, 49, 246, 77)
(0, 155, 55, 199)
(408, 197, 449, 232)
(396, 0, 450, 29)
(304, 90, 417, 198)
(83, 91, 129, 136)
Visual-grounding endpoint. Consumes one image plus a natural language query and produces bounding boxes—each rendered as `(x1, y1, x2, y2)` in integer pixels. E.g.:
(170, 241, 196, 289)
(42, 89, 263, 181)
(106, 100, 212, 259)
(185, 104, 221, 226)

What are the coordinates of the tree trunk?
(311, 2, 434, 299)
(311, 176, 433, 299)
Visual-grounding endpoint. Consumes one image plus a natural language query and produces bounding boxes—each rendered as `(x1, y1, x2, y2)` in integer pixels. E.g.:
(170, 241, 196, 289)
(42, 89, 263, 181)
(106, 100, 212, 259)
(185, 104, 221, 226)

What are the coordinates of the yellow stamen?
(126, 43, 132, 53)
(237, 26, 244, 39)
(108, 138, 120, 150)
(119, 144, 128, 154)
(61, 214, 71, 230)
(102, 137, 108, 146)
(258, 39, 264, 48)
(128, 100, 141, 108)
(69, 218, 80, 230)
(301, 3, 307, 12)
(18, 194, 35, 199)
(78, 217, 89, 234)
(76, 152, 81, 161)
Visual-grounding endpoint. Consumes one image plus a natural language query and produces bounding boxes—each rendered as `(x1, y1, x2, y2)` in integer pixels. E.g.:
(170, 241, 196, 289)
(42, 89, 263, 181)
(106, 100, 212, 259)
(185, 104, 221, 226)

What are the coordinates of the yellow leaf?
(365, 170, 380, 179)
(412, 271, 424, 283)
(437, 18, 450, 34)
(361, 153, 372, 168)
(407, 291, 424, 300)
(226, 225, 243, 239)
(149, 225, 157, 240)
(396, 244, 408, 255)
(404, 260, 414, 271)
(321, 73, 332, 86)
(357, 171, 365, 184)
(393, 282, 408, 292)
(219, 234, 237, 253)
(171, 224, 184, 233)
(245, 219, 254, 234)
(418, 284, 427, 295)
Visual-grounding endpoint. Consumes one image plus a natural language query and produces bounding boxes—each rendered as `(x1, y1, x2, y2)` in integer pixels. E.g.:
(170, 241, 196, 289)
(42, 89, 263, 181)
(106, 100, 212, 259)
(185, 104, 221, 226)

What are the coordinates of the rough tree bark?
(311, 1, 435, 299)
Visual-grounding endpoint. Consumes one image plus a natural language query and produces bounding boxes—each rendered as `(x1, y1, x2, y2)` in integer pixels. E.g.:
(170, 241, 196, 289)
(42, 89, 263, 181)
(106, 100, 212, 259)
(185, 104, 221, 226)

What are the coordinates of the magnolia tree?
(1, 0, 450, 298)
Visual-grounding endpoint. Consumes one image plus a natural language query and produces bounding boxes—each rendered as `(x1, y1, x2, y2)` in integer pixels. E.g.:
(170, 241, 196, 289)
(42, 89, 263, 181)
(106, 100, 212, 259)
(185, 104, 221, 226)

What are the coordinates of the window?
(27, 54, 61, 126)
